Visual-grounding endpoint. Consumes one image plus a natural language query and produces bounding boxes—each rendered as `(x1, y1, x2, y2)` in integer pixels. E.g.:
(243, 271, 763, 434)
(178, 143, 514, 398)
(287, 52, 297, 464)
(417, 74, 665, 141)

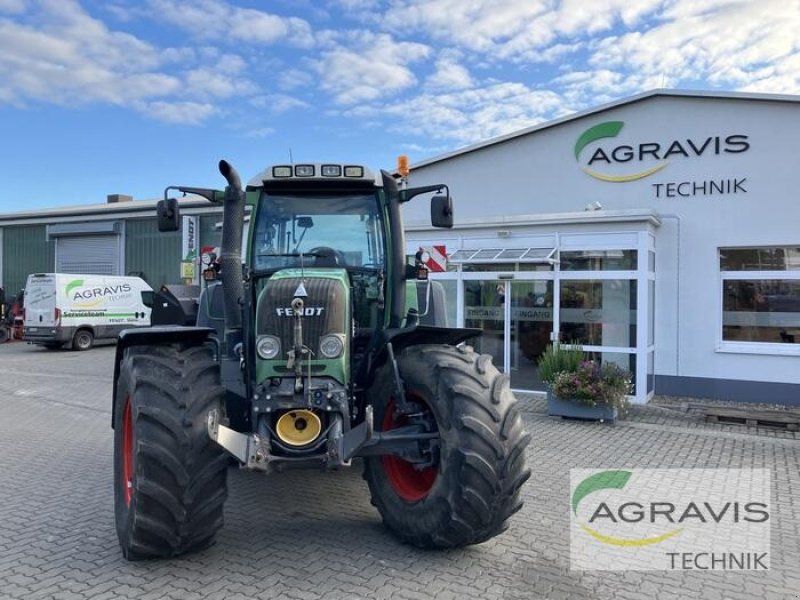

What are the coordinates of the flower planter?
(546, 391, 618, 422)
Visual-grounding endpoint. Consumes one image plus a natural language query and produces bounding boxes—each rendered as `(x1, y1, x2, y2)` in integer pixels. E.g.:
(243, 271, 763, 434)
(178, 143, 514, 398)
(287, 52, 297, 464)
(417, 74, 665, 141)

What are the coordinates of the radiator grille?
(257, 277, 347, 356)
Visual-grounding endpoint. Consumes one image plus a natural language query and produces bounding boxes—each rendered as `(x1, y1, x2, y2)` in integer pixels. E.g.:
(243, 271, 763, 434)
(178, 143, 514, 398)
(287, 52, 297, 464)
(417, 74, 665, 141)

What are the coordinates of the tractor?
(111, 160, 531, 560)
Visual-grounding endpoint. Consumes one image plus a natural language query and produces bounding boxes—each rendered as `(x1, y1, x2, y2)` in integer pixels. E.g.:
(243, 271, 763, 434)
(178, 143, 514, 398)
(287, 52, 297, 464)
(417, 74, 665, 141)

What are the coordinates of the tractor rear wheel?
(113, 343, 228, 560)
(364, 344, 531, 548)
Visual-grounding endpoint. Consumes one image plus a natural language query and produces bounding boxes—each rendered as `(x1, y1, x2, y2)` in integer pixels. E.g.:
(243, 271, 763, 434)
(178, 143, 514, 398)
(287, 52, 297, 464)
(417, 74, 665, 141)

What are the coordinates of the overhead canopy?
(448, 247, 557, 264)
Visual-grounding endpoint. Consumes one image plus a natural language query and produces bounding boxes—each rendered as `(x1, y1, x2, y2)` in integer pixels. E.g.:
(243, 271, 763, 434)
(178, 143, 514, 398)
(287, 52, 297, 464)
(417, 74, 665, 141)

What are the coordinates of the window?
(252, 193, 385, 272)
(560, 250, 637, 271)
(720, 246, 800, 347)
(559, 279, 637, 347)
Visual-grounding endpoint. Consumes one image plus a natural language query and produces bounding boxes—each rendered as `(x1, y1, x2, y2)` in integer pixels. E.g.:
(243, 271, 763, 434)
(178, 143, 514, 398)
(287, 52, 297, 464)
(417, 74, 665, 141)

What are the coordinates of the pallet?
(704, 407, 800, 431)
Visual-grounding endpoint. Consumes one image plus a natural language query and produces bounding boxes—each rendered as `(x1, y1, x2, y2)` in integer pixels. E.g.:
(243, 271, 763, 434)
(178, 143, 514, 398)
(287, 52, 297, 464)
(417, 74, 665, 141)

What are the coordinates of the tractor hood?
(255, 269, 351, 385)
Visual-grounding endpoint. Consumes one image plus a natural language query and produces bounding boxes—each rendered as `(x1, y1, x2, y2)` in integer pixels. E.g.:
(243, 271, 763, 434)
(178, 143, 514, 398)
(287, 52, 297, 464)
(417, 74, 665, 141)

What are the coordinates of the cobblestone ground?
(0, 342, 798, 600)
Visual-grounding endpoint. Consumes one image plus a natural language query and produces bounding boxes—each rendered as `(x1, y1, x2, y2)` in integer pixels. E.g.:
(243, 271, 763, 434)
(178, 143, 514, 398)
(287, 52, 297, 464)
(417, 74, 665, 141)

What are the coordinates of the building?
(2, 89, 797, 405)
(403, 89, 800, 405)
(0, 196, 225, 298)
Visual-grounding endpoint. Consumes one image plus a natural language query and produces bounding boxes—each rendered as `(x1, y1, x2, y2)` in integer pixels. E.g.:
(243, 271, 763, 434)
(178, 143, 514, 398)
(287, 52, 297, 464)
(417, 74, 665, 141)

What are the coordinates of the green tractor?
(111, 160, 530, 560)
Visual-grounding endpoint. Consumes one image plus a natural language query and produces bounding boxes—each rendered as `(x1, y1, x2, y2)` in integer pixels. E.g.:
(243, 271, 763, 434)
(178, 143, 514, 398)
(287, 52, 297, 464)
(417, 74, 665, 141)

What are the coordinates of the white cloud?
(0, 0, 263, 124)
(149, 0, 314, 48)
(243, 126, 275, 138)
(143, 101, 218, 125)
(0, 1, 176, 107)
(250, 93, 310, 113)
(278, 68, 314, 91)
(382, 0, 662, 61)
(313, 32, 430, 104)
(184, 54, 255, 99)
(426, 58, 473, 90)
(343, 82, 565, 145)
(0, 0, 24, 13)
(584, 0, 800, 96)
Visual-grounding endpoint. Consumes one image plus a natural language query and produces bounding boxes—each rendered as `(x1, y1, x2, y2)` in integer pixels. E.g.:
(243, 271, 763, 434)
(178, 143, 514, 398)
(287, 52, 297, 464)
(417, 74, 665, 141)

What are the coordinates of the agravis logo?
(574, 121, 749, 183)
(570, 469, 771, 571)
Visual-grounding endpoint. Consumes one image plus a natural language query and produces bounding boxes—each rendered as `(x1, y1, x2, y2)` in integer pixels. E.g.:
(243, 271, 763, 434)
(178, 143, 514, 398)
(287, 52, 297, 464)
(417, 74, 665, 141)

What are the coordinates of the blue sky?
(1, 0, 798, 209)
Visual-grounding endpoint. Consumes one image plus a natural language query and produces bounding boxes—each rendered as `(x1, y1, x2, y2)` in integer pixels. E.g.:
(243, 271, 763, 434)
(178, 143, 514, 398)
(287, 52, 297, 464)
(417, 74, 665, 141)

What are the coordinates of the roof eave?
(409, 88, 800, 171)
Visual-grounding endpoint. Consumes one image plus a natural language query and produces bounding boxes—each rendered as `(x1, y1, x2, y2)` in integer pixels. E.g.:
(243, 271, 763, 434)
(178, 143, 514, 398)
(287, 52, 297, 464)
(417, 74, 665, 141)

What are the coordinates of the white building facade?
(402, 90, 800, 405)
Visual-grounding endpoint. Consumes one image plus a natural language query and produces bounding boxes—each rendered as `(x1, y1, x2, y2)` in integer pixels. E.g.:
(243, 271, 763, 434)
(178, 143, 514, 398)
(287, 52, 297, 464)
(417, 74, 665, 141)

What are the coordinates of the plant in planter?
(537, 343, 632, 422)
(548, 360, 632, 422)
(537, 342, 584, 386)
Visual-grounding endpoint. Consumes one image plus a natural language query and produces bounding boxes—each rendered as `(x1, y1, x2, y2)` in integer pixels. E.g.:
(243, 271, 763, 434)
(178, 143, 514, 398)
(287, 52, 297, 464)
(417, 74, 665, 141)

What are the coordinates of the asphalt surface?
(0, 341, 798, 600)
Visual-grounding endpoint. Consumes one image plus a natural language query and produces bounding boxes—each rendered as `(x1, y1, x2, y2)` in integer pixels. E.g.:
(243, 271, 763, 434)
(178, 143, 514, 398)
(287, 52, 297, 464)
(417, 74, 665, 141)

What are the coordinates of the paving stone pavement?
(0, 342, 798, 600)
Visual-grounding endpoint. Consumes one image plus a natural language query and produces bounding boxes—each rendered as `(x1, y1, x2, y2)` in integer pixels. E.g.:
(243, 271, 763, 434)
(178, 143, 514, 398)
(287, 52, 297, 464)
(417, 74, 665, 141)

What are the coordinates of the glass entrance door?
(464, 279, 506, 371)
(462, 277, 554, 390)
(509, 280, 554, 390)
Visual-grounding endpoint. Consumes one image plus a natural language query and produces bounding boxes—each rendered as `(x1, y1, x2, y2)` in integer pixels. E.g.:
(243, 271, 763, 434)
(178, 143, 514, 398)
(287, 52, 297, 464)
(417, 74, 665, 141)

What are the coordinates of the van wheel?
(72, 329, 94, 351)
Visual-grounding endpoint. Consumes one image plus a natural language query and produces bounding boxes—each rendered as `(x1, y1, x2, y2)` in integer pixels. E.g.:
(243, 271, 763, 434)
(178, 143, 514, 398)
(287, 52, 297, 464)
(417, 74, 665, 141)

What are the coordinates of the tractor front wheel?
(364, 344, 531, 548)
(113, 343, 228, 560)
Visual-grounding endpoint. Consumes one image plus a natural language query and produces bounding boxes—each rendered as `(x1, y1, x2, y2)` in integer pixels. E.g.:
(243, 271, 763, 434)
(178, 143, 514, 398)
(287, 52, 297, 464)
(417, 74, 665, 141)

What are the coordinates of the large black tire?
(113, 343, 228, 560)
(364, 344, 531, 548)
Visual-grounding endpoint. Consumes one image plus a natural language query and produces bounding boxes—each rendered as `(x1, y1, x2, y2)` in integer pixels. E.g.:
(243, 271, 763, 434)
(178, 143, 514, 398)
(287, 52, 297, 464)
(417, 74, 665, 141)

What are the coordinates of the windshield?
(252, 193, 385, 272)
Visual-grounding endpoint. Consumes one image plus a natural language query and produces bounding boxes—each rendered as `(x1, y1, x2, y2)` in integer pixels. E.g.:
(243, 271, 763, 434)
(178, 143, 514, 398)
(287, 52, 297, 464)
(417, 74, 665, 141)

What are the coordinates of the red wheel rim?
(121, 396, 134, 506)
(381, 398, 438, 502)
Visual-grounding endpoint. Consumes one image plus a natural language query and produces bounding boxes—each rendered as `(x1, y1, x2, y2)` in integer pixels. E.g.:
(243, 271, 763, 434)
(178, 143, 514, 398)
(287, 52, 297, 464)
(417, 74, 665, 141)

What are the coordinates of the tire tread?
(114, 343, 228, 560)
(364, 343, 531, 548)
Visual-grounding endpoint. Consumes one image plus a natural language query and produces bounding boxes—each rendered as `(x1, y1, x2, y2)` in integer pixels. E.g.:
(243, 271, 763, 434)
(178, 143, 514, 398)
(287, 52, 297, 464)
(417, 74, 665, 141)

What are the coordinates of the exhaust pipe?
(218, 160, 245, 338)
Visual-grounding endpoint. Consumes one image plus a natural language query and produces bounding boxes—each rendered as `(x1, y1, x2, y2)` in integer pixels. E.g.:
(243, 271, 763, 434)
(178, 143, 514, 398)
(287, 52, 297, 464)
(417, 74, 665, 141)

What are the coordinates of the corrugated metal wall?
(125, 218, 181, 288)
(2, 225, 55, 294)
(1, 214, 224, 295)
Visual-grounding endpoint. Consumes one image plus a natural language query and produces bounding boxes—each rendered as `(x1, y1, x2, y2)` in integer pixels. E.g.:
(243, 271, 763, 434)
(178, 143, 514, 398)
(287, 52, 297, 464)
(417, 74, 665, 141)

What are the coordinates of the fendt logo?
(275, 307, 324, 317)
(574, 121, 750, 182)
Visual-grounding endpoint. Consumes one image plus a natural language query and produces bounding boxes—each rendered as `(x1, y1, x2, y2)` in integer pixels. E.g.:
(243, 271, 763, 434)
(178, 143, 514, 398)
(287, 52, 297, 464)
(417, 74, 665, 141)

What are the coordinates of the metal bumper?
(23, 326, 73, 344)
(206, 406, 373, 472)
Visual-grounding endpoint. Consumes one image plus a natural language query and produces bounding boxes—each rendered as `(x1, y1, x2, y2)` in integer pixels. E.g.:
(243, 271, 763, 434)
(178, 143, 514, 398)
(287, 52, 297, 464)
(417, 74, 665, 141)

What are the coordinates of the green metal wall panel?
(125, 218, 181, 288)
(2, 225, 54, 294)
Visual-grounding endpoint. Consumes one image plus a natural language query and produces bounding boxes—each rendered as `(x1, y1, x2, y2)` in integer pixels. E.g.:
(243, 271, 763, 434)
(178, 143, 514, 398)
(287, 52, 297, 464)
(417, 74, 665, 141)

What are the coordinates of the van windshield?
(252, 193, 385, 272)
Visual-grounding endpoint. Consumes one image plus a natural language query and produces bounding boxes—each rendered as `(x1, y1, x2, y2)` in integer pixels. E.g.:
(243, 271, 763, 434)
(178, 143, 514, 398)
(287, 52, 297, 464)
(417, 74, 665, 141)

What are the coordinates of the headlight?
(256, 335, 281, 359)
(319, 334, 344, 359)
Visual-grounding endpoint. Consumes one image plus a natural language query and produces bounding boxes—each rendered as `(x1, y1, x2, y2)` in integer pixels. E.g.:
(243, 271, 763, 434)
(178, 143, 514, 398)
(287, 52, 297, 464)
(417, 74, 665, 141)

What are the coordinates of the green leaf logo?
(65, 279, 84, 296)
(572, 469, 631, 515)
(572, 470, 683, 547)
(575, 120, 668, 182)
(574, 121, 624, 160)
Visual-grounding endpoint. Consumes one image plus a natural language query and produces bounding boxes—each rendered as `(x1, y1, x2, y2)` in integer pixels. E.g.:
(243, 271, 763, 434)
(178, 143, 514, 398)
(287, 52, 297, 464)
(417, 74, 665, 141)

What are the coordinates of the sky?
(0, 0, 798, 210)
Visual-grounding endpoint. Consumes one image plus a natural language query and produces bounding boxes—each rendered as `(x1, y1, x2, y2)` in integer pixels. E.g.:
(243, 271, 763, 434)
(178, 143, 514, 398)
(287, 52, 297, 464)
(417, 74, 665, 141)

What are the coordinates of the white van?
(23, 273, 153, 350)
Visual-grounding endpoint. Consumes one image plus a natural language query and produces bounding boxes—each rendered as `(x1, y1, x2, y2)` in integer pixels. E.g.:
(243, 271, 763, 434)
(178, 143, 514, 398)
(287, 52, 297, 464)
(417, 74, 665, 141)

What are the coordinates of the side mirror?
(157, 198, 180, 232)
(431, 194, 453, 228)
